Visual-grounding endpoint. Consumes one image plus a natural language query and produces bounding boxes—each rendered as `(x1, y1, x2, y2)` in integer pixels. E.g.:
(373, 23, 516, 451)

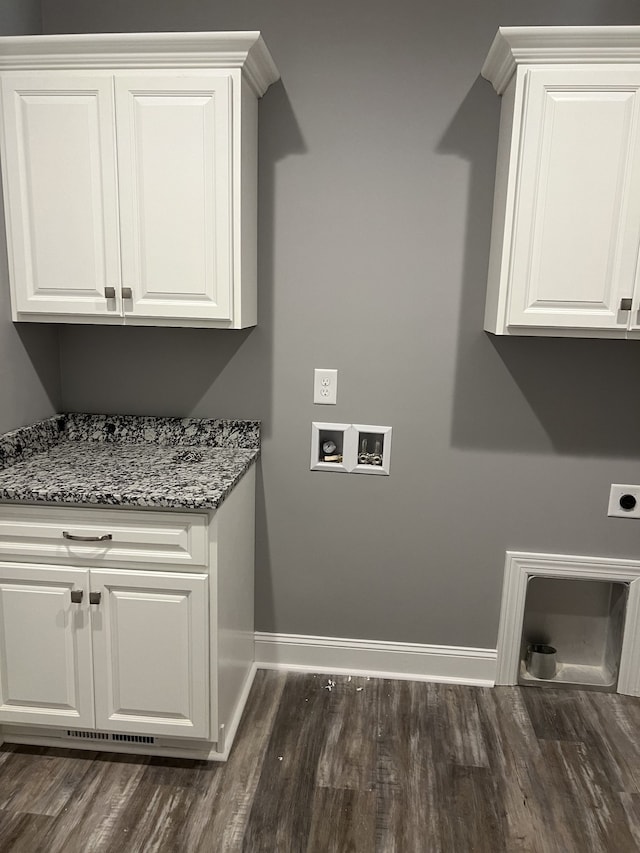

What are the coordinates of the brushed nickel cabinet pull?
(70, 590, 83, 604)
(122, 287, 133, 299)
(104, 286, 116, 299)
(620, 298, 633, 311)
(89, 592, 102, 605)
(63, 531, 113, 542)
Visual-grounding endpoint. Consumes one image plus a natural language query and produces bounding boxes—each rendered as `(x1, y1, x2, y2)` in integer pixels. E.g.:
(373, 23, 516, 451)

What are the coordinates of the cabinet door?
(0, 563, 94, 727)
(0, 74, 122, 318)
(91, 569, 210, 739)
(507, 67, 640, 332)
(115, 74, 233, 322)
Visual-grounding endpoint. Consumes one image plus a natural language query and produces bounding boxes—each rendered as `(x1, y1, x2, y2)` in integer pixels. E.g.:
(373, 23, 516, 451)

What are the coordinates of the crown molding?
(482, 26, 640, 94)
(0, 31, 280, 97)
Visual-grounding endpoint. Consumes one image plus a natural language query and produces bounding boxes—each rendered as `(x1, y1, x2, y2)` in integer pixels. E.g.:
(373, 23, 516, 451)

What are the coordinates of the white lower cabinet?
(0, 564, 94, 728)
(0, 467, 256, 760)
(92, 569, 209, 738)
(0, 564, 209, 738)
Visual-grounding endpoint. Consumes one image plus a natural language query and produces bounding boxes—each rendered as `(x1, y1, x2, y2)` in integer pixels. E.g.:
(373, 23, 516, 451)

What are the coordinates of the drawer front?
(0, 506, 208, 569)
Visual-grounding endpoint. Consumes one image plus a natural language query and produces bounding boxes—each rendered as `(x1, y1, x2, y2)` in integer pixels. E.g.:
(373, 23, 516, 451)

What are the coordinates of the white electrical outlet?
(608, 484, 640, 518)
(313, 368, 337, 405)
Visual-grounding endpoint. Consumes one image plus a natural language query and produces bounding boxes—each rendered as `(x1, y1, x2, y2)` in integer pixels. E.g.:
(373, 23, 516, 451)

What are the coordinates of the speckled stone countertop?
(0, 413, 260, 510)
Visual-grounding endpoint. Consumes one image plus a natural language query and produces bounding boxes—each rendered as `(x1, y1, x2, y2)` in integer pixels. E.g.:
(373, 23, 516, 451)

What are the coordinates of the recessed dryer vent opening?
(519, 577, 628, 691)
(495, 552, 640, 697)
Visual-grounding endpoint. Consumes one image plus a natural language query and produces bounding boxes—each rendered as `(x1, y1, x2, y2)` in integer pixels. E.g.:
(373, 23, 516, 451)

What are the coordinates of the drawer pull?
(70, 590, 83, 604)
(89, 592, 102, 606)
(63, 531, 113, 543)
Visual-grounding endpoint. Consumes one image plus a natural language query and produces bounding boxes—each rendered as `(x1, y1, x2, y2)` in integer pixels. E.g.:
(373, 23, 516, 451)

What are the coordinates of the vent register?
(67, 729, 155, 745)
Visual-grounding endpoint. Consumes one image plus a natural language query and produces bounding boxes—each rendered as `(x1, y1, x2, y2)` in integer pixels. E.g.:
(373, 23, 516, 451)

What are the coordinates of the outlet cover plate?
(608, 484, 640, 518)
(313, 368, 337, 405)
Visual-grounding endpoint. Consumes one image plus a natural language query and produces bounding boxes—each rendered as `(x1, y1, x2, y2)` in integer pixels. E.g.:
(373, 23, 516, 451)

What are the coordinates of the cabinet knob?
(89, 592, 102, 606)
(104, 286, 116, 299)
(620, 298, 633, 311)
(122, 287, 133, 300)
(70, 590, 83, 604)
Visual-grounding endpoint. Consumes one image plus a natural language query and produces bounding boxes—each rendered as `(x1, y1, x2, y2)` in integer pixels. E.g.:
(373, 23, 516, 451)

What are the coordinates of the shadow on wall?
(14, 323, 61, 404)
(439, 75, 640, 459)
(0, 184, 61, 431)
(59, 80, 307, 439)
(61, 323, 252, 412)
(0, 322, 61, 434)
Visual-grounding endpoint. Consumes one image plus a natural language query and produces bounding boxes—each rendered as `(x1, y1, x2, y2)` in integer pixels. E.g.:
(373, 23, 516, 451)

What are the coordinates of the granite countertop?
(0, 413, 260, 510)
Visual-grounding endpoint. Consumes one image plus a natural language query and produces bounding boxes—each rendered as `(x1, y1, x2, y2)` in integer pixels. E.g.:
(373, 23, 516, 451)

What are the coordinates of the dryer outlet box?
(608, 484, 640, 518)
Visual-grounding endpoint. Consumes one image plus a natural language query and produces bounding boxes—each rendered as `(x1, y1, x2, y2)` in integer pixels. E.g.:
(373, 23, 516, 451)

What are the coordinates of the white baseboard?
(212, 662, 257, 761)
(255, 632, 496, 687)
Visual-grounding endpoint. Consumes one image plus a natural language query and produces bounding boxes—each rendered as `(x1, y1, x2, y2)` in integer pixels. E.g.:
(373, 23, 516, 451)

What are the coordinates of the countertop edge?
(0, 414, 261, 511)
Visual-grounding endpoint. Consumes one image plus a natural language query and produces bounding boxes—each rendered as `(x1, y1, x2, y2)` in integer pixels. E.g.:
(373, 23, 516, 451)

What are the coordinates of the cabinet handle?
(89, 592, 102, 606)
(620, 298, 633, 311)
(63, 531, 113, 542)
(104, 287, 116, 299)
(122, 287, 133, 300)
(70, 590, 83, 604)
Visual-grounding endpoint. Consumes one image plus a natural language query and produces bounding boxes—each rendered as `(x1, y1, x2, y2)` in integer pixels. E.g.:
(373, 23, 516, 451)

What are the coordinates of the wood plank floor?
(0, 671, 639, 851)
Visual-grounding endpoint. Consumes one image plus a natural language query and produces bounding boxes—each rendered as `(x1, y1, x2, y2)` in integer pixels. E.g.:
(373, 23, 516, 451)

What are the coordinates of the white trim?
(255, 632, 496, 687)
(483, 26, 640, 94)
(0, 32, 280, 97)
(210, 663, 257, 761)
(496, 551, 640, 695)
(1, 732, 225, 762)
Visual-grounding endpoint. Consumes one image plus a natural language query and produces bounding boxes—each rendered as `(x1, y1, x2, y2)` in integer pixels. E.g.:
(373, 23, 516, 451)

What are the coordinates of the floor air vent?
(67, 730, 109, 740)
(66, 730, 155, 745)
(111, 734, 155, 744)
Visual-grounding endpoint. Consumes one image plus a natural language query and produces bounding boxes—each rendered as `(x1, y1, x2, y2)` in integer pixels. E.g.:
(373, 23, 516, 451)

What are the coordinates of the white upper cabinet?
(0, 33, 279, 328)
(482, 27, 640, 338)
(1, 74, 120, 318)
(115, 74, 233, 322)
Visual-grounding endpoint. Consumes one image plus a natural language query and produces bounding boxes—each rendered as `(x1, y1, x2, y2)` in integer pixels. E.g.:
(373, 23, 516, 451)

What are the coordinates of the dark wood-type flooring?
(0, 671, 639, 851)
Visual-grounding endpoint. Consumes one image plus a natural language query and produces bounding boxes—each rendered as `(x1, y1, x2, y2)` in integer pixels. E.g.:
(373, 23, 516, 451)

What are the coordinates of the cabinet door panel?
(0, 564, 93, 727)
(508, 67, 640, 331)
(115, 74, 232, 321)
(91, 569, 209, 738)
(0, 74, 121, 317)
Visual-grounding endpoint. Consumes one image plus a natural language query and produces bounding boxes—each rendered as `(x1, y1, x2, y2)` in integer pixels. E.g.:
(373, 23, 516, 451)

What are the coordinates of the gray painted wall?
(40, 0, 640, 649)
(0, 0, 60, 433)
(0, 0, 40, 34)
